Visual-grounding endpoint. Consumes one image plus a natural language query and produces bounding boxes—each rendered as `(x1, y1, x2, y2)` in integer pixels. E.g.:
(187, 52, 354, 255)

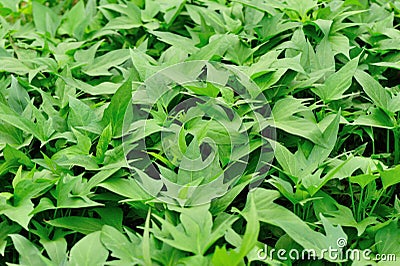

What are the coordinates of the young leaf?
(312, 56, 359, 101)
(101, 75, 133, 137)
(96, 123, 113, 163)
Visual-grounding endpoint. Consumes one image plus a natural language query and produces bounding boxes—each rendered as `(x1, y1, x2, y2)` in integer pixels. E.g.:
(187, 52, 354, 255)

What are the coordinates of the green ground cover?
(0, 0, 399, 265)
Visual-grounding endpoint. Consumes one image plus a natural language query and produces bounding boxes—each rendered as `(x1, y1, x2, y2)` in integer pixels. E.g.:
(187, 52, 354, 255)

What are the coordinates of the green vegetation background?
(0, 0, 399, 265)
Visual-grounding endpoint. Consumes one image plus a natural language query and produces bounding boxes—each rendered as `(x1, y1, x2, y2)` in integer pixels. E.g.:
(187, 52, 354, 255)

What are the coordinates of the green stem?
(358, 187, 364, 221)
(394, 129, 399, 165)
(387, 130, 390, 165)
(371, 127, 375, 155)
(369, 189, 384, 216)
(349, 181, 356, 218)
(387, 186, 396, 203)
(303, 203, 310, 221)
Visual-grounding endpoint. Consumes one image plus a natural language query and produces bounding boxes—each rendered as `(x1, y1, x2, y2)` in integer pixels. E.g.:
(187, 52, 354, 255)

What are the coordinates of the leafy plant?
(0, 0, 399, 265)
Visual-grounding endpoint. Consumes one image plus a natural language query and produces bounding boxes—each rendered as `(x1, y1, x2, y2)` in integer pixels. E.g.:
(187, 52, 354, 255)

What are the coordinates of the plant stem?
(349, 181, 356, 218)
(358, 187, 364, 221)
(387, 130, 390, 165)
(369, 189, 384, 216)
(371, 127, 375, 154)
(394, 128, 399, 165)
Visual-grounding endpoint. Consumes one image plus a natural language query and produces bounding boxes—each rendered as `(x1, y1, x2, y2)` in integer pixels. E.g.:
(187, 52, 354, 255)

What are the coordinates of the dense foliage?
(0, 0, 399, 265)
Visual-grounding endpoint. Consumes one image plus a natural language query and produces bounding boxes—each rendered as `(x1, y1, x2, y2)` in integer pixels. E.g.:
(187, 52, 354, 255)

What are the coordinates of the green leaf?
(9, 234, 51, 266)
(272, 140, 306, 181)
(210, 179, 251, 215)
(271, 97, 324, 145)
(350, 173, 378, 189)
(380, 165, 400, 190)
(285, 0, 317, 19)
(97, 177, 151, 201)
(305, 112, 341, 172)
(375, 221, 400, 258)
(211, 245, 244, 266)
(0, 221, 20, 256)
(248, 188, 347, 262)
(0, 57, 31, 75)
(96, 123, 113, 163)
(372, 62, 400, 70)
(353, 107, 394, 129)
(0, 102, 46, 142)
(94, 207, 123, 231)
(312, 56, 359, 101)
(142, 209, 152, 266)
(254, 13, 299, 41)
(3, 144, 34, 167)
(54, 174, 102, 209)
(82, 49, 130, 76)
(238, 192, 260, 258)
(0, 170, 53, 230)
(314, 193, 377, 236)
(101, 2, 142, 30)
(354, 70, 391, 112)
(316, 36, 335, 71)
(46, 217, 105, 235)
(188, 34, 236, 61)
(153, 204, 238, 255)
(101, 76, 133, 137)
(58, 0, 87, 38)
(40, 238, 68, 266)
(101, 225, 142, 265)
(69, 231, 108, 266)
(160, 0, 186, 26)
(7, 76, 30, 114)
(32, 1, 61, 37)
(151, 31, 199, 54)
